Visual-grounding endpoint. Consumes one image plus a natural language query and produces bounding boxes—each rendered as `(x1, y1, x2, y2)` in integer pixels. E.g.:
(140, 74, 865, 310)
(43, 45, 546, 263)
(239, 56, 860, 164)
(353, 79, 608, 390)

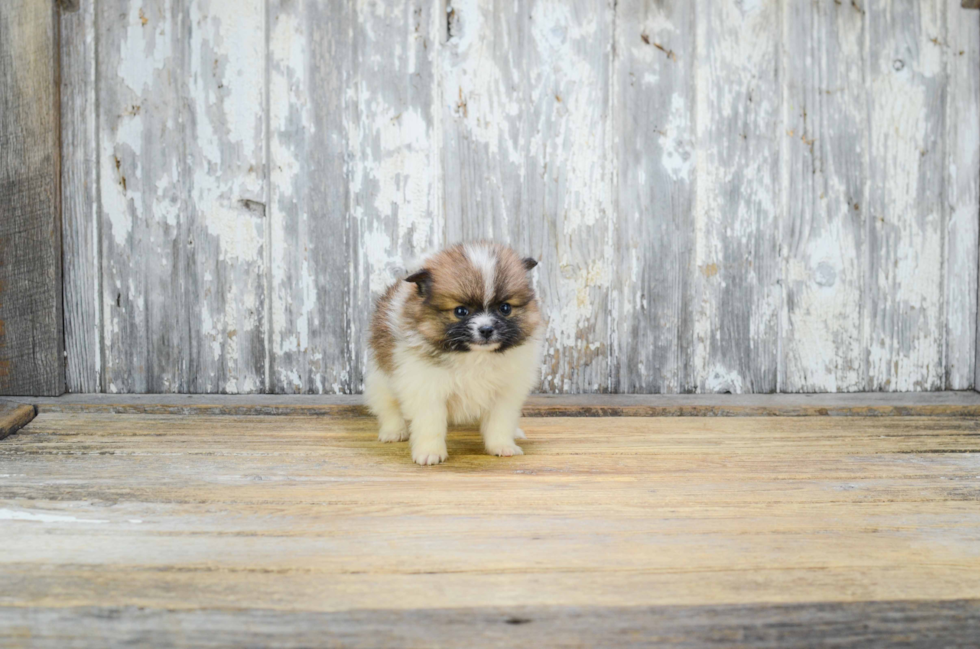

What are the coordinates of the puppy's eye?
(499, 303, 512, 316)
(454, 306, 469, 318)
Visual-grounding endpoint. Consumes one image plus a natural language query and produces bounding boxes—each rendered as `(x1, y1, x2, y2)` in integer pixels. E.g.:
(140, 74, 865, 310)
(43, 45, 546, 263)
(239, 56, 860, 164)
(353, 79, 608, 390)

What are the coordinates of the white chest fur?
(387, 337, 541, 426)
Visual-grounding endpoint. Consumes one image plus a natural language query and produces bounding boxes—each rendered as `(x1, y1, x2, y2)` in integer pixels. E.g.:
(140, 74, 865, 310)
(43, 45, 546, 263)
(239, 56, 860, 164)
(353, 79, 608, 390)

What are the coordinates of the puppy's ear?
(522, 257, 538, 271)
(405, 269, 432, 296)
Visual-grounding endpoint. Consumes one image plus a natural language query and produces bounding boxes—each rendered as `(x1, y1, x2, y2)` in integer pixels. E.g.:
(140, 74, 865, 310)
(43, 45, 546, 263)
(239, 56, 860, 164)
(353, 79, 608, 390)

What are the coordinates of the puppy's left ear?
(522, 257, 538, 271)
(405, 269, 432, 296)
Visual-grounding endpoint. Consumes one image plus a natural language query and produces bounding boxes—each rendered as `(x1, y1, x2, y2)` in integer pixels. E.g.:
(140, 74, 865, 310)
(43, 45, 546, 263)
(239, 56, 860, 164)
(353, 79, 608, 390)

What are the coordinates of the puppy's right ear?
(405, 269, 432, 297)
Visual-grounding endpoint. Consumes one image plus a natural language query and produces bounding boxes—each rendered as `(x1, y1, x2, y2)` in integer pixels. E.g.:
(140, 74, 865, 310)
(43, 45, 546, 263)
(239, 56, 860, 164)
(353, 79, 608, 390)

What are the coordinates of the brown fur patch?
(368, 282, 400, 374)
(368, 242, 542, 367)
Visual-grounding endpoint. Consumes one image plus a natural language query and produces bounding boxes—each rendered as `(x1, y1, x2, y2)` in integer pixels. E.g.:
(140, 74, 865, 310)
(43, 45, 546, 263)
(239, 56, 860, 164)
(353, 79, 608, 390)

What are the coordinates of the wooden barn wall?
(60, 0, 980, 394)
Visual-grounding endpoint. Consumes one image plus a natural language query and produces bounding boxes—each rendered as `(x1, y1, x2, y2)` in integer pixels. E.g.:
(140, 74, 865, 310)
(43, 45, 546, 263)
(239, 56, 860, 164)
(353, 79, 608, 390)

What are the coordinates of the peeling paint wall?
(61, 0, 980, 394)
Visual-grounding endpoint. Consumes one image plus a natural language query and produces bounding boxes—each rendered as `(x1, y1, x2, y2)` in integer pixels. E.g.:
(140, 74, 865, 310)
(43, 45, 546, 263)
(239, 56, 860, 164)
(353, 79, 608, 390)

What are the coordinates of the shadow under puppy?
(366, 242, 543, 465)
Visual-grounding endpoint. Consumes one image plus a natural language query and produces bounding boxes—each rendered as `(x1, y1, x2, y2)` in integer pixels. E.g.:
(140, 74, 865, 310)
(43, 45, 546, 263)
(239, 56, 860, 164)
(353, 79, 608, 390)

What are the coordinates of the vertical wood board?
(268, 0, 351, 394)
(444, 0, 615, 393)
(0, 0, 65, 396)
(98, 0, 189, 392)
(780, 0, 868, 392)
(865, 0, 946, 391)
(693, 0, 781, 394)
(945, 0, 979, 390)
(611, 0, 696, 393)
(61, 0, 102, 393)
(98, 0, 267, 393)
(347, 0, 444, 392)
(182, 0, 268, 393)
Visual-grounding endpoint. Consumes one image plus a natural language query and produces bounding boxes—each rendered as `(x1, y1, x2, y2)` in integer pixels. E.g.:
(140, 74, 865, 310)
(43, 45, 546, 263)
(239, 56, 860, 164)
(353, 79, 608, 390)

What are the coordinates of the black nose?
(478, 325, 494, 340)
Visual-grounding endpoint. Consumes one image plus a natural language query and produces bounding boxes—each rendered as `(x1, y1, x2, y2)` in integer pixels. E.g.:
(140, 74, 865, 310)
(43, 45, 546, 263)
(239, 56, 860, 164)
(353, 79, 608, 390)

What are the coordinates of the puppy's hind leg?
(365, 370, 409, 443)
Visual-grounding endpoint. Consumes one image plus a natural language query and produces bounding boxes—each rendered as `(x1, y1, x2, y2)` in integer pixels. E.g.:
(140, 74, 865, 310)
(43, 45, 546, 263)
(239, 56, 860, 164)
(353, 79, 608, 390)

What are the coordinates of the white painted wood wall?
(60, 0, 980, 394)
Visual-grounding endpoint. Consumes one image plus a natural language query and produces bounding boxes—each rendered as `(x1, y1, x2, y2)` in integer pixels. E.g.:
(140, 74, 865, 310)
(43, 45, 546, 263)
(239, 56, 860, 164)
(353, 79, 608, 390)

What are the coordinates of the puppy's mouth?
(468, 340, 501, 351)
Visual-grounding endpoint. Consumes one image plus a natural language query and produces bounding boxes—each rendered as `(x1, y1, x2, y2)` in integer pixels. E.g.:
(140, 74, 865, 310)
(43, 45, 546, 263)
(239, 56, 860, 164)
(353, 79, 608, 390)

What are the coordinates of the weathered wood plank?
(525, 0, 614, 393)
(781, 0, 867, 392)
(865, 0, 947, 391)
(182, 0, 268, 393)
(945, 0, 980, 390)
(611, 0, 696, 393)
(267, 0, 351, 394)
(99, 0, 268, 394)
(269, 0, 442, 395)
(445, 0, 615, 393)
(347, 0, 444, 392)
(0, 0, 64, 396)
(0, 403, 34, 441)
(2, 413, 980, 619)
(98, 0, 188, 392)
(3, 600, 979, 649)
(693, 0, 780, 394)
(442, 0, 528, 245)
(8, 391, 980, 418)
(61, 0, 102, 393)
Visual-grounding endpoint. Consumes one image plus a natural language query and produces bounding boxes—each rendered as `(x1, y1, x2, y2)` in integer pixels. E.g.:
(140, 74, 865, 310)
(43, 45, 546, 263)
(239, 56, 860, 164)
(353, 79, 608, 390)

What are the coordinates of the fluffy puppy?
(366, 242, 543, 466)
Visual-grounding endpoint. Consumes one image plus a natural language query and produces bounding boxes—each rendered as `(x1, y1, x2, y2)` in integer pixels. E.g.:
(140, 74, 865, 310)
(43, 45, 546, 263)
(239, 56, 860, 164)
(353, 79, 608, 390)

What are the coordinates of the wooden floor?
(2, 408, 980, 646)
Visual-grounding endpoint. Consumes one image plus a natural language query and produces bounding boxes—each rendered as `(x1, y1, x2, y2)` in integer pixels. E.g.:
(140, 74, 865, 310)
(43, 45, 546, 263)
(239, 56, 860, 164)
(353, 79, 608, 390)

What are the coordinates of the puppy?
(365, 242, 544, 465)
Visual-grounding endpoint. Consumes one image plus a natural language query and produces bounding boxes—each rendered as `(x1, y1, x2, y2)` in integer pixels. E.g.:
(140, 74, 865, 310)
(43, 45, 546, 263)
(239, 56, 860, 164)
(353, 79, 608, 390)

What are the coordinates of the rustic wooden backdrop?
(60, 0, 980, 394)
(0, 0, 64, 395)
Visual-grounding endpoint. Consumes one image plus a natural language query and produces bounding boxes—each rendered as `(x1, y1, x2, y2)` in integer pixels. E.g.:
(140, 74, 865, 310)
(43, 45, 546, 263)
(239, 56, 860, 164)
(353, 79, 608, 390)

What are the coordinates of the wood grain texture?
(781, 0, 867, 392)
(945, 0, 980, 390)
(99, 0, 267, 393)
(98, 0, 188, 392)
(612, 0, 695, 393)
(0, 0, 65, 396)
(4, 600, 980, 648)
(693, 0, 780, 394)
(61, 0, 102, 393)
(444, 0, 615, 393)
(57, 0, 980, 394)
(0, 403, 34, 441)
(9, 390, 980, 418)
(347, 0, 444, 393)
(269, 0, 442, 395)
(2, 412, 980, 644)
(442, 0, 528, 246)
(183, 0, 268, 393)
(865, 0, 947, 391)
(267, 0, 351, 394)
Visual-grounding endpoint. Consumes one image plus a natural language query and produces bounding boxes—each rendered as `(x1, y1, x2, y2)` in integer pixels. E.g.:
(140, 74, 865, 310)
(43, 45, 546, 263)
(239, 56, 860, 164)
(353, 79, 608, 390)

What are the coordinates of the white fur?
(464, 244, 497, 309)
(365, 284, 542, 466)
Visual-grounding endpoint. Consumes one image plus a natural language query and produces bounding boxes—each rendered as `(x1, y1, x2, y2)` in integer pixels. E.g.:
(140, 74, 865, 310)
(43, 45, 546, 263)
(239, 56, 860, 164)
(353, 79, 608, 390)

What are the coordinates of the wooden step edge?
(3, 392, 980, 418)
(0, 403, 36, 440)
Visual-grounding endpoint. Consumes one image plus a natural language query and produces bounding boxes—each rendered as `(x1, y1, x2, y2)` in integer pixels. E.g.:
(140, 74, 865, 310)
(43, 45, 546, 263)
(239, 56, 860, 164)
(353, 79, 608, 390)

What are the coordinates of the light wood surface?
(2, 412, 979, 644)
(58, 0, 980, 395)
(60, 0, 101, 393)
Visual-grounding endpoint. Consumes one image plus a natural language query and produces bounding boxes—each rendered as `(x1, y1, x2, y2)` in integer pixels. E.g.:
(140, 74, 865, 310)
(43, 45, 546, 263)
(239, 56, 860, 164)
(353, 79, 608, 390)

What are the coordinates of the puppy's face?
(403, 243, 541, 354)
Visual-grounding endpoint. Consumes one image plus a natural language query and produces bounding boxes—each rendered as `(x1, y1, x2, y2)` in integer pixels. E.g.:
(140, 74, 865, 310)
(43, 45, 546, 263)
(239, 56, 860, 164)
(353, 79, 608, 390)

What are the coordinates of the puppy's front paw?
(378, 423, 410, 443)
(486, 443, 524, 458)
(412, 440, 448, 466)
(514, 427, 526, 440)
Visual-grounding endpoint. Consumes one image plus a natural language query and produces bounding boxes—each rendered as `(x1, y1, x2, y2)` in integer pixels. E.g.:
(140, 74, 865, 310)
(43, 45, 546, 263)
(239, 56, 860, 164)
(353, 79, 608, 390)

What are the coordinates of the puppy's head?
(402, 242, 541, 354)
